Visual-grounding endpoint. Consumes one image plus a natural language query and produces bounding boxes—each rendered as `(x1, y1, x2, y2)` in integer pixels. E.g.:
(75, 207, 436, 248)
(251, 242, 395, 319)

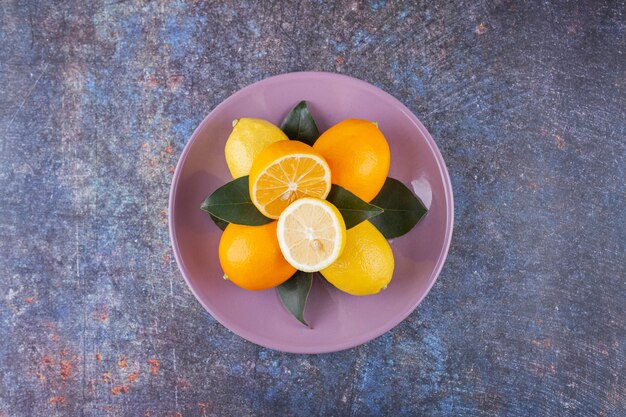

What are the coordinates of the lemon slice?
(249, 141, 331, 219)
(276, 198, 346, 272)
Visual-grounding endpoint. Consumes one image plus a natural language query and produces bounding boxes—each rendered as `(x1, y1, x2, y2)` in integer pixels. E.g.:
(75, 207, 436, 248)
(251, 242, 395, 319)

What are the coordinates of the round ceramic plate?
(169, 72, 453, 353)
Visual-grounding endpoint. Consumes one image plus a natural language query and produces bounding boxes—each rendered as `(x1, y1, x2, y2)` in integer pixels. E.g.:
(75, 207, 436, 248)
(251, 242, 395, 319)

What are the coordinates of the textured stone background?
(1, 0, 625, 416)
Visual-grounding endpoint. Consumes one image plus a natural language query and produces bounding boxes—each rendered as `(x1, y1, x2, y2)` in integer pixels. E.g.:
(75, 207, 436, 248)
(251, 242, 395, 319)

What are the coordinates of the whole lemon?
(313, 119, 390, 202)
(224, 118, 288, 179)
(321, 220, 394, 296)
(218, 222, 296, 290)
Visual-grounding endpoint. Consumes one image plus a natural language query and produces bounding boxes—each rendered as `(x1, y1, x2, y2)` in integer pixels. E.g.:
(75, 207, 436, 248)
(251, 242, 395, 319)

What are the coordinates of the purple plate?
(169, 72, 453, 353)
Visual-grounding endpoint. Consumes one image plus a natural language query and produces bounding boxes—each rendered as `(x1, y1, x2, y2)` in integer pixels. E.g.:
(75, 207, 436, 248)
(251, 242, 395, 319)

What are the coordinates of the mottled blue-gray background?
(1, 0, 625, 416)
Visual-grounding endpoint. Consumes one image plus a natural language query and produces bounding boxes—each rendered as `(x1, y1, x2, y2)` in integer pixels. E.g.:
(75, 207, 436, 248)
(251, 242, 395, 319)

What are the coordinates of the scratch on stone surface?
(2, 62, 48, 138)
(172, 347, 179, 408)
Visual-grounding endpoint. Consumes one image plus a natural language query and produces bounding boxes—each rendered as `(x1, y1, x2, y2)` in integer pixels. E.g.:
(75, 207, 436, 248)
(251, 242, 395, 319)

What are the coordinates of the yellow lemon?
(313, 119, 390, 202)
(224, 118, 288, 179)
(276, 198, 346, 272)
(321, 220, 394, 295)
(218, 221, 296, 290)
(249, 140, 331, 219)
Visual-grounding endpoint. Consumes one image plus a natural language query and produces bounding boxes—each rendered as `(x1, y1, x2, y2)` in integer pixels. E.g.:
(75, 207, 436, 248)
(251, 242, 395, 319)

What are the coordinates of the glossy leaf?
(209, 214, 229, 231)
(280, 101, 320, 146)
(369, 177, 428, 238)
(200, 176, 272, 227)
(326, 184, 383, 229)
(276, 271, 313, 327)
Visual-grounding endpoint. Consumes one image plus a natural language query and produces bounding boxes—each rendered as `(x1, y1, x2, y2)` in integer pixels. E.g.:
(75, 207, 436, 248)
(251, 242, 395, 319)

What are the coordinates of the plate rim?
(169, 71, 454, 353)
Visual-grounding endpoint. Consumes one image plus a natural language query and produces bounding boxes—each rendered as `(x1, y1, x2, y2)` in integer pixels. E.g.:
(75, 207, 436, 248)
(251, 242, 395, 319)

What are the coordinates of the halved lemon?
(249, 141, 331, 219)
(276, 198, 346, 272)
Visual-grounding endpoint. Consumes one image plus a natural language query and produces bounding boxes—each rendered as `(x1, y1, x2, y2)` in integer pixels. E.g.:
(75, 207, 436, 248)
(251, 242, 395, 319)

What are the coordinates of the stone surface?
(1, 1, 625, 416)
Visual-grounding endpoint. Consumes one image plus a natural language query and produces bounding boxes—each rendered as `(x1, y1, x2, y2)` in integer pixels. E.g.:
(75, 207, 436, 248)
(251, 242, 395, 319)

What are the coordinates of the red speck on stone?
(101, 372, 112, 382)
(532, 338, 554, 350)
(128, 372, 140, 383)
(475, 23, 487, 34)
(164, 145, 173, 154)
(60, 360, 73, 380)
(95, 353, 103, 362)
(335, 56, 345, 65)
(87, 378, 97, 395)
(94, 305, 109, 322)
(529, 181, 538, 191)
(162, 254, 171, 264)
(143, 74, 157, 89)
(146, 359, 160, 375)
(168, 74, 183, 91)
(599, 411, 606, 417)
(144, 412, 152, 417)
(60, 347, 70, 357)
(567, 21, 582, 34)
(529, 362, 543, 377)
(42, 354, 54, 368)
(177, 378, 189, 389)
(118, 356, 128, 369)
(24, 297, 34, 304)
(49, 396, 66, 405)
(554, 134, 566, 150)
(111, 385, 129, 395)
(50, 333, 60, 343)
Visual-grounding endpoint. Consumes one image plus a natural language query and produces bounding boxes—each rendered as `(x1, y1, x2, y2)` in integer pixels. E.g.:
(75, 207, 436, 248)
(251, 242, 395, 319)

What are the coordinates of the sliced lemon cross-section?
(277, 198, 346, 272)
(249, 140, 332, 219)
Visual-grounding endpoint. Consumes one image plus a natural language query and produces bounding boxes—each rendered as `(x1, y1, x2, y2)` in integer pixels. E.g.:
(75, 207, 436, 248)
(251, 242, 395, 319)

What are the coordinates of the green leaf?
(209, 214, 228, 231)
(200, 176, 273, 227)
(326, 184, 383, 229)
(276, 271, 313, 327)
(369, 177, 428, 238)
(280, 101, 320, 146)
